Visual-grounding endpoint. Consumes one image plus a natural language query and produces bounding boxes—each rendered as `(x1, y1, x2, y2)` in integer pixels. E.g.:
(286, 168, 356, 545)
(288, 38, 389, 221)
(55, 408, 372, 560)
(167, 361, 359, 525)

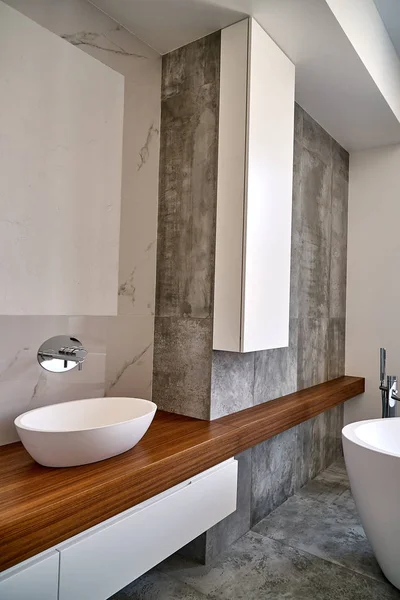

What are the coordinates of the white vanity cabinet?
(213, 18, 295, 353)
(0, 459, 237, 600)
(57, 459, 237, 600)
(0, 551, 59, 600)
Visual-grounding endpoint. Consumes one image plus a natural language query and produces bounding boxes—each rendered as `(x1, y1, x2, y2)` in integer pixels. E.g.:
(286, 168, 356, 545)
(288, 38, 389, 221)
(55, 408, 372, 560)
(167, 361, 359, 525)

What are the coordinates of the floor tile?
(160, 531, 400, 600)
(316, 458, 348, 482)
(109, 570, 207, 600)
(253, 492, 383, 582)
(297, 459, 349, 504)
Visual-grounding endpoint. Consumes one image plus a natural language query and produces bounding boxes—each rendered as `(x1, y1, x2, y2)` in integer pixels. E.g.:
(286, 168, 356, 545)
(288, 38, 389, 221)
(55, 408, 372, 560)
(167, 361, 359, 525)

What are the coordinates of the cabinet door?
(58, 460, 238, 600)
(243, 19, 294, 352)
(214, 18, 295, 353)
(0, 551, 59, 600)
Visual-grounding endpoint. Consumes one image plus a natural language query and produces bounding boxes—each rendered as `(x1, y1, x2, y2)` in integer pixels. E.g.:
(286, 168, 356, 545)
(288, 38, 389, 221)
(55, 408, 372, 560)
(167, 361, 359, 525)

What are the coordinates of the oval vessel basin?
(15, 397, 157, 468)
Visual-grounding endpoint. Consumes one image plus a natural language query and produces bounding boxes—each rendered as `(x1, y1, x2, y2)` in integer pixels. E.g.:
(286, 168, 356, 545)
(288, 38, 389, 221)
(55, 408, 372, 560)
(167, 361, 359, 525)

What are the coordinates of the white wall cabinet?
(213, 18, 295, 353)
(0, 460, 237, 600)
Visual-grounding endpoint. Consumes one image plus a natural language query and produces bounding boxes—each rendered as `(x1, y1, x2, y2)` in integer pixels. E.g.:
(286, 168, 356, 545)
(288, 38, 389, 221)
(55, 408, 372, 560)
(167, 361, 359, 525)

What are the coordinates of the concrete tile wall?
(153, 32, 220, 419)
(211, 104, 348, 414)
(155, 31, 349, 563)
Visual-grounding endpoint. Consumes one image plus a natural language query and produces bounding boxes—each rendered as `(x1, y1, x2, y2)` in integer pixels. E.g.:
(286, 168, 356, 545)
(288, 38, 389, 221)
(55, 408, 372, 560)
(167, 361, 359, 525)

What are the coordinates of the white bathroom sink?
(15, 397, 157, 468)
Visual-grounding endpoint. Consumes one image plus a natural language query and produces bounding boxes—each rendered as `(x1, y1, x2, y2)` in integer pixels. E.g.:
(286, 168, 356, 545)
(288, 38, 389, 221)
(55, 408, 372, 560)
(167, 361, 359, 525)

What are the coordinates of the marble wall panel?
(0, 0, 161, 445)
(105, 316, 154, 400)
(0, 316, 107, 444)
(4, 0, 162, 320)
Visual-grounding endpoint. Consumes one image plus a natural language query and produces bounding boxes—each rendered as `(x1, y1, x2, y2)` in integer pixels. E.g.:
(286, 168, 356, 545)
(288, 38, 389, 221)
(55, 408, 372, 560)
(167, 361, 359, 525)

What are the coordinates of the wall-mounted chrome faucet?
(37, 335, 88, 373)
(379, 347, 399, 418)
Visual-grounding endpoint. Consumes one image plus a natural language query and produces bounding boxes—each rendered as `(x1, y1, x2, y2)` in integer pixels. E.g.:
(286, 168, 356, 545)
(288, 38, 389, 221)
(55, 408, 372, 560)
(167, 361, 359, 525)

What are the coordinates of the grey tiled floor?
(110, 460, 400, 599)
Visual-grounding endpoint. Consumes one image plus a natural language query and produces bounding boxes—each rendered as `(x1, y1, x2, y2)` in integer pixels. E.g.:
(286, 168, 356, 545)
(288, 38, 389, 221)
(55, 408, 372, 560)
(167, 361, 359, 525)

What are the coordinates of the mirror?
(0, 2, 124, 316)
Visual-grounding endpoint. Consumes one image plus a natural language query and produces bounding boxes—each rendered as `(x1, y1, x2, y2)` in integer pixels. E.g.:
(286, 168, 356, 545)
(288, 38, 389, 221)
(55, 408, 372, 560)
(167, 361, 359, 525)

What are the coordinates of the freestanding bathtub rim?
(342, 417, 400, 459)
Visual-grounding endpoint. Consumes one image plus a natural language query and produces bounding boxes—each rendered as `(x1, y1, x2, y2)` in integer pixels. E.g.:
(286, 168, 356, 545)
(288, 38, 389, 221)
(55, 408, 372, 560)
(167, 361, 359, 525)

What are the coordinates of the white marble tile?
(0, 380, 38, 444)
(105, 316, 154, 400)
(0, 0, 161, 444)
(69, 316, 108, 344)
(32, 379, 106, 409)
(0, 373, 106, 445)
(4, 0, 162, 318)
(0, 316, 69, 382)
(0, 316, 107, 444)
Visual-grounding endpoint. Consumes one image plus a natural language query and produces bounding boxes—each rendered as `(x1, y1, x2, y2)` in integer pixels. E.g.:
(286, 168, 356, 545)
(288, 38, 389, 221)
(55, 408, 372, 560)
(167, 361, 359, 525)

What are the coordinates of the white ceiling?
(88, 0, 246, 54)
(374, 0, 400, 58)
(88, 0, 400, 152)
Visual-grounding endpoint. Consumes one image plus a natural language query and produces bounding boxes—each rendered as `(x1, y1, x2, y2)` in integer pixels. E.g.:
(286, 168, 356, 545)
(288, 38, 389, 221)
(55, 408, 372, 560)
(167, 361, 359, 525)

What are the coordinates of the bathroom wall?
(345, 144, 400, 424)
(0, 0, 161, 445)
(154, 30, 349, 561)
(154, 31, 348, 420)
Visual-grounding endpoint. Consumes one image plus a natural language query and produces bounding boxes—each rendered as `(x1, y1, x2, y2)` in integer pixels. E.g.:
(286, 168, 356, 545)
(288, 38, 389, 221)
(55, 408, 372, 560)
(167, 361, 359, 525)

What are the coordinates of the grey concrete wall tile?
(302, 109, 333, 167)
(324, 404, 344, 465)
(298, 149, 332, 319)
(210, 352, 255, 419)
(332, 138, 350, 182)
(295, 404, 344, 490)
(297, 318, 329, 390)
(253, 319, 298, 405)
(156, 32, 220, 319)
(328, 318, 346, 380)
(330, 170, 348, 319)
(152, 317, 212, 419)
(289, 141, 302, 318)
(251, 428, 297, 526)
(295, 415, 326, 487)
(178, 534, 207, 565)
(294, 102, 304, 141)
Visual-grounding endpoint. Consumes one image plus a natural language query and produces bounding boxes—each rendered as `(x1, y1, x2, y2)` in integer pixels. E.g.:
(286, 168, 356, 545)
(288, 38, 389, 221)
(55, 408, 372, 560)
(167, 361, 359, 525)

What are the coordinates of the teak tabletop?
(0, 375, 364, 572)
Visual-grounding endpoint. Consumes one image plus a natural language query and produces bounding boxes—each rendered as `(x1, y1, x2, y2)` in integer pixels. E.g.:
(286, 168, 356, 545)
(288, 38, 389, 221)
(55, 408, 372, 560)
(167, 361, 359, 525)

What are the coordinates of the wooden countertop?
(0, 375, 364, 572)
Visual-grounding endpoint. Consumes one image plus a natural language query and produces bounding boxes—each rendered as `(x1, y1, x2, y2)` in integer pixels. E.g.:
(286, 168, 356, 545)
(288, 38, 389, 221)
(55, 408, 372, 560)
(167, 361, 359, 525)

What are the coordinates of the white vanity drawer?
(58, 459, 238, 600)
(0, 551, 59, 600)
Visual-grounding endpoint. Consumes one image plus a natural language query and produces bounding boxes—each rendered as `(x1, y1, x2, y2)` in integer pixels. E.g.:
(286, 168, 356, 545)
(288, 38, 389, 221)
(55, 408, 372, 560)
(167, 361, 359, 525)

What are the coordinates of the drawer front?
(0, 551, 59, 600)
(58, 459, 237, 600)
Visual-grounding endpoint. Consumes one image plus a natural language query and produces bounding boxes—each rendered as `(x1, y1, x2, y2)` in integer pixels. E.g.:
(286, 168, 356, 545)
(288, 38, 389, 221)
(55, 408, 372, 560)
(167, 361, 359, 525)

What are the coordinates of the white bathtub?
(342, 418, 400, 589)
